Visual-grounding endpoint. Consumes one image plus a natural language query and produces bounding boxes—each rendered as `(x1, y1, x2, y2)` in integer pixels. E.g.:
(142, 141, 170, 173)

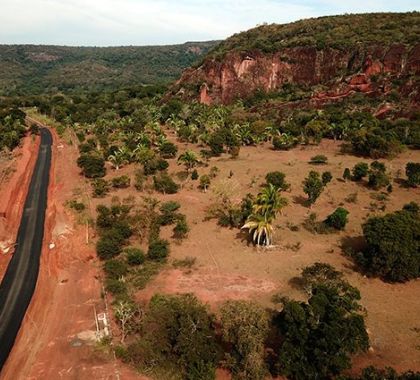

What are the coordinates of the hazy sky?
(0, 0, 418, 46)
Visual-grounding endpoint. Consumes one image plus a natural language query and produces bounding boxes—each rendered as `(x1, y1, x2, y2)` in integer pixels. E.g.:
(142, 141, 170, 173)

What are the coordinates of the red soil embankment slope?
(0, 134, 40, 281)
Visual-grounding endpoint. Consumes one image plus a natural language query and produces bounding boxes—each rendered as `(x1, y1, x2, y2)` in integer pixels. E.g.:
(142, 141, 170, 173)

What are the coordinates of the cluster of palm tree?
(242, 184, 288, 246)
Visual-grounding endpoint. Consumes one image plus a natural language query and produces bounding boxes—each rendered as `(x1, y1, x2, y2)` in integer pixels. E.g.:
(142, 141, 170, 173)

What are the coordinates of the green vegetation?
(354, 205, 420, 282)
(303, 171, 324, 205)
(207, 12, 419, 57)
(406, 162, 420, 187)
(0, 42, 219, 95)
(0, 108, 27, 151)
(325, 207, 349, 230)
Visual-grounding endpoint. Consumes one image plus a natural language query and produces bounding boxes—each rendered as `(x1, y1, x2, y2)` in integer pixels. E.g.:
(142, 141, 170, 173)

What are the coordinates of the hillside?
(173, 12, 420, 106)
(0, 41, 219, 95)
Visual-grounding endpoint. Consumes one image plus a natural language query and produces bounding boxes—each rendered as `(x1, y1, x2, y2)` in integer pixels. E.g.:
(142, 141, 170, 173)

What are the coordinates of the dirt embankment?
(0, 134, 40, 281)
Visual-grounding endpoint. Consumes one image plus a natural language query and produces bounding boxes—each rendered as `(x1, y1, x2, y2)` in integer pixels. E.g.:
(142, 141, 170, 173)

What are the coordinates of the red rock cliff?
(175, 44, 420, 105)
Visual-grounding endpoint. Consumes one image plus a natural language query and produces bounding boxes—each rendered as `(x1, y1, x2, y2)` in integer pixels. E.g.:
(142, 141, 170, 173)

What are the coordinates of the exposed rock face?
(176, 44, 420, 105)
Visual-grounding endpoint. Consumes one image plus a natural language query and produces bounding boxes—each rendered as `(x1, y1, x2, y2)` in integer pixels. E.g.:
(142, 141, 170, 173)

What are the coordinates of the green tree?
(220, 300, 269, 380)
(358, 207, 420, 282)
(325, 207, 349, 230)
(77, 154, 106, 178)
(352, 162, 369, 181)
(265, 171, 290, 191)
(303, 171, 324, 205)
(406, 162, 420, 187)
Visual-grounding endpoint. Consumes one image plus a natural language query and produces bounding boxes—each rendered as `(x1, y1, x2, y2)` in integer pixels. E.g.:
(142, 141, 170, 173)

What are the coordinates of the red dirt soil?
(0, 134, 39, 281)
(1, 128, 144, 380)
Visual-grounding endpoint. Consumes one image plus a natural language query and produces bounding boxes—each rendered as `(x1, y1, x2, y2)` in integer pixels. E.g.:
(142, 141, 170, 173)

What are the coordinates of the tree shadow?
(288, 276, 305, 291)
(235, 229, 252, 246)
(292, 195, 308, 207)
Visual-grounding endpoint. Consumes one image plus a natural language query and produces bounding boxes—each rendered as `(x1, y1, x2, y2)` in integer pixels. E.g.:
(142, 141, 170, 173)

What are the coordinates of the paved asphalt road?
(0, 128, 52, 371)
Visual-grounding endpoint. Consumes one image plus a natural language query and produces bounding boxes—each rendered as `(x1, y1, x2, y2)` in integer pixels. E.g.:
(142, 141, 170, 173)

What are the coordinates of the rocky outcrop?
(175, 44, 420, 105)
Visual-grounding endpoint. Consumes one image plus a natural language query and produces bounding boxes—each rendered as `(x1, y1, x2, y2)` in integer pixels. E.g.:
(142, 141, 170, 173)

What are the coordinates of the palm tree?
(108, 147, 129, 170)
(254, 184, 288, 217)
(177, 150, 198, 172)
(242, 184, 287, 246)
(242, 213, 274, 246)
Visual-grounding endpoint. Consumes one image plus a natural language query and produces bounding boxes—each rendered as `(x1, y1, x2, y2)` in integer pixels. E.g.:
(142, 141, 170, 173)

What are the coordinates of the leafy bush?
(343, 168, 351, 181)
(134, 169, 146, 191)
(199, 175, 211, 191)
(105, 278, 127, 297)
(272, 134, 297, 150)
(173, 215, 189, 239)
(159, 141, 178, 158)
(325, 207, 349, 230)
(309, 154, 328, 165)
(148, 239, 170, 261)
(153, 173, 179, 194)
(352, 162, 369, 181)
(124, 247, 146, 266)
(357, 207, 420, 282)
(303, 171, 324, 205)
(343, 366, 420, 380)
(368, 161, 389, 190)
(208, 132, 225, 156)
(265, 171, 290, 191)
(96, 236, 123, 260)
(322, 171, 333, 185)
(112, 175, 131, 188)
(191, 169, 199, 180)
(77, 153, 106, 178)
(104, 259, 128, 279)
(159, 201, 181, 225)
(144, 158, 169, 175)
(68, 200, 86, 212)
(92, 178, 110, 197)
(406, 162, 420, 187)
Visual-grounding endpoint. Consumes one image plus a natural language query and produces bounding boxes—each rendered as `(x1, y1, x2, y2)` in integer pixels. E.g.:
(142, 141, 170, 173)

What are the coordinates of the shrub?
(208, 133, 225, 156)
(144, 158, 169, 175)
(368, 161, 389, 190)
(105, 278, 127, 296)
(358, 207, 420, 282)
(68, 200, 86, 212)
(191, 169, 199, 180)
(273, 134, 297, 150)
(112, 175, 131, 189)
(406, 162, 420, 187)
(265, 171, 290, 191)
(153, 173, 179, 194)
(77, 154, 106, 178)
(134, 169, 146, 191)
(92, 179, 110, 197)
(322, 171, 333, 185)
(124, 247, 146, 266)
(159, 141, 178, 158)
(96, 236, 123, 260)
(159, 201, 181, 225)
(309, 154, 328, 164)
(343, 168, 351, 181)
(325, 207, 349, 230)
(173, 216, 189, 239)
(199, 175, 211, 191)
(220, 300, 269, 380)
(352, 162, 369, 181)
(148, 239, 170, 261)
(104, 259, 128, 279)
(303, 171, 324, 205)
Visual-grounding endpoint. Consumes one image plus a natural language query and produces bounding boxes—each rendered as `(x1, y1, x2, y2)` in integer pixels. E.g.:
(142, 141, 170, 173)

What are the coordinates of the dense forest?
(0, 41, 218, 95)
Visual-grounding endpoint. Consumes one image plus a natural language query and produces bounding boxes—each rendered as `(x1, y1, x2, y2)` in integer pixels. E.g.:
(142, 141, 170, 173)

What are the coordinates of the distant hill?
(0, 41, 219, 95)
